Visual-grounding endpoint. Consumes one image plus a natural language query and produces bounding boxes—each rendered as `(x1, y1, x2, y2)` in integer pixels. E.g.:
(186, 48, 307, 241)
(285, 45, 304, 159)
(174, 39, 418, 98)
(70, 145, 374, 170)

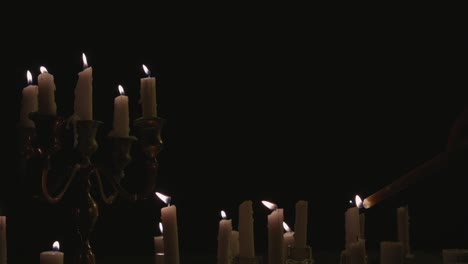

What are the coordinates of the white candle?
(238, 200, 255, 258)
(109, 85, 130, 137)
(156, 192, 179, 264)
(154, 222, 164, 264)
(20, 70, 38, 127)
(343, 239, 366, 264)
(37, 66, 57, 115)
(230, 230, 239, 258)
(40, 241, 64, 264)
(141, 64, 157, 118)
(283, 222, 295, 259)
(397, 206, 411, 257)
(380, 241, 403, 264)
(357, 195, 365, 239)
(262, 201, 284, 264)
(217, 210, 232, 264)
(73, 53, 93, 120)
(0, 216, 6, 264)
(294, 200, 308, 248)
(345, 206, 360, 249)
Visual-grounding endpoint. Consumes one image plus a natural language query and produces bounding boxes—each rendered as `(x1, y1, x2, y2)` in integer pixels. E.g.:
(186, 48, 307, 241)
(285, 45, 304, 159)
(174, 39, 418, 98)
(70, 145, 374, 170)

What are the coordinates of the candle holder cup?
(21, 112, 165, 264)
(286, 246, 314, 264)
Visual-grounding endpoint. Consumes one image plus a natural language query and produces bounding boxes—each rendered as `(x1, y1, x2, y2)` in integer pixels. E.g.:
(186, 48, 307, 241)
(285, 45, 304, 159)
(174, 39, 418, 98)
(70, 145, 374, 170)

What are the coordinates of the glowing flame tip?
(40, 66, 48, 74)
(156, 192, 171, 205)
(52, 241, 60, 251)
(283, 222, 292, 232)
(262, 200, 277, 210)
(82, 53, 88, 68)
(118, 85, 125, 95)
(221, 210, 227, 219)
(158, 222, 163, 234)
(26, 70, 32, 84)
(142, 64, 151, 76)
(355, 195, 363, 208)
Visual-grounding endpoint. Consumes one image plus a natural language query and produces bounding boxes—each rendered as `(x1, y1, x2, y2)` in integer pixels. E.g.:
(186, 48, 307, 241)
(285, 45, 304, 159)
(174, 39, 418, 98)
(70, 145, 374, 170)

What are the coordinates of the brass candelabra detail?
(20, 112, 164, 264)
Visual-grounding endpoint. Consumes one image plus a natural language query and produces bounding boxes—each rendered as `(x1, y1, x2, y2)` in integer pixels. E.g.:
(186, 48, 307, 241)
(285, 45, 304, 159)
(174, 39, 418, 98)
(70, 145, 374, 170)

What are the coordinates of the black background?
(0, 8, 467, 262)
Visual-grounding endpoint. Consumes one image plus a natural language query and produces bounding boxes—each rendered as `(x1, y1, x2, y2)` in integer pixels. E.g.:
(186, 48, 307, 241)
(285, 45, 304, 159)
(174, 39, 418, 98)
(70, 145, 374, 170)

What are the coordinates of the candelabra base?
(286, 246, 314, 264)
(232, 255, 263, 264)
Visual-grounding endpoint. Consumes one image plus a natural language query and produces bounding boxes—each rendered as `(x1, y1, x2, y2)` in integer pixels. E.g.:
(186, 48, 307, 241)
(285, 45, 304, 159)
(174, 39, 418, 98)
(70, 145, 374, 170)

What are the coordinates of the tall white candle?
(262, 201, 284, 264)
(74, 53, 93, 120)
(217, 210, 232, 264)
(154, 222, 164, 264)
(380, 241, 403, 264)
(141, 64, 157, 118)
(20, 70, 38, 127)
(156, 192, 179, 264)
(40, 241, 64, 264)
(0, 216, 6, 264)
(283, 222, 295, 260)
(294, 200, 308, 248)
(238, 200, 255, 258)
(345, 206, 359, 249)
(37, 66, 57, 115)
(397, 206, 411, 257)
(230, 230, 239, 258)
(109, 85, 130, 137)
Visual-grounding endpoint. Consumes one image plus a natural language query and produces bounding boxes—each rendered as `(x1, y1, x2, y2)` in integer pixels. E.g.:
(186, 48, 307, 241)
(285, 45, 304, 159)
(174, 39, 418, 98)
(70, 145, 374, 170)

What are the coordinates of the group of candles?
(19, 53, 158, 136)
(215, 200, 309, 264)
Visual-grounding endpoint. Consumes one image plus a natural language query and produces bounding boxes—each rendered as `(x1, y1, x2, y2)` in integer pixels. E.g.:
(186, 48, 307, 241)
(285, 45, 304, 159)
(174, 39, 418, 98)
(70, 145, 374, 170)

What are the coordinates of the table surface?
(7, 250, 443, 263)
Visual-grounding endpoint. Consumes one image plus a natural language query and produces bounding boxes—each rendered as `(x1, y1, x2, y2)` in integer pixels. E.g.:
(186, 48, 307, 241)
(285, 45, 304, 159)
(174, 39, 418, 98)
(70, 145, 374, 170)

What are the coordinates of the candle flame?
(118, 85, 125, 95)
(159, 222, 163, 234)
(355, 195, 363, 208)
(27, 70, 32, 85)
(52, 241, 60, 251)
(262, 200, 278, 210)
(283, 222, 292, 232)
(40, 66, 48, 74)
(156, 192, 171, 205)
(142, 64, 151, 77)
(221, 210, 227, 219)
(82, 53, 88, 68)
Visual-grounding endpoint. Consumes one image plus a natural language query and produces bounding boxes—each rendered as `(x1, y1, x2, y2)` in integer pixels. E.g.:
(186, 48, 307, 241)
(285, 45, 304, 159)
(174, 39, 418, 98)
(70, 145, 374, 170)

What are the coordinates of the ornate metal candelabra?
(19, 112, 164, 264)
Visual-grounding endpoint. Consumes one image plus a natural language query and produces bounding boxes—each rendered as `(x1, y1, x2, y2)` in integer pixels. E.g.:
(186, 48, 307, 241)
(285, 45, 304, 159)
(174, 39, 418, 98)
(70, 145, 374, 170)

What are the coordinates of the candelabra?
(19, 112, 164, 264)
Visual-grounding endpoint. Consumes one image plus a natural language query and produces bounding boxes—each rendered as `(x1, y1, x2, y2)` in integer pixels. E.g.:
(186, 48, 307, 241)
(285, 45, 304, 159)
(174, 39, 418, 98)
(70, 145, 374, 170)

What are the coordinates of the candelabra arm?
(41, 162, 80, 204)
(94, 169, 118, 204)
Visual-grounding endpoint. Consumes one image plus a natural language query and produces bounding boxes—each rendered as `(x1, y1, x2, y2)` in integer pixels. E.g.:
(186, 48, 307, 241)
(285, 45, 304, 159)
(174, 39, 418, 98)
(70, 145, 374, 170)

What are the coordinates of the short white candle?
(294, 200, 308, 248)
(0, 216, 6, 264)
(397, 206, 411, 257)
(37, 66, 57, 115)
(109, 85, 130, 137)
(217, 210, 232, 264)
(141, 64, 157, 118)
(154, 222, 164, 264)
(238, 200, 255, 258)
(283, 222, 295, 259)
(156, 192, 179, 264)
(230, 230, 239, 257)
(40, 241, 64, 264)
(19, 70, 38, 127)
(73, 53, 93, 120)
(262, 201, 284, 264)
(380, 241, 403, 264)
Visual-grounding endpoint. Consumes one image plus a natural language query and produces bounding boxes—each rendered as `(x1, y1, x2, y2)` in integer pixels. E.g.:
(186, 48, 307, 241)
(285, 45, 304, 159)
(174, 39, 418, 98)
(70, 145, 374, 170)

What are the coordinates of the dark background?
(0, 9, 467, 263)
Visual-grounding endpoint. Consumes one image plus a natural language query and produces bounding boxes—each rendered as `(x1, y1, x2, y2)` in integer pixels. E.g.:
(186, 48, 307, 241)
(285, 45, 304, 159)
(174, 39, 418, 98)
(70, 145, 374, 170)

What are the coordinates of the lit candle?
(73, 53, 93, 120)
(344, 196, 361, 249)
(262, 200, 284, 264)
(380, 241, 403, 264)
(238, 200, 255, 258)
(109, 85, 130, 137)
(0, 216, 6, 264)
(40, 241, 64, 264)
(230, 230, 239, 258)
(140, 64, 157, 118)
(37, 66, 57, 115)
(294, 200, 308, 248)
(217, 210, 232, 264)
(397, 206, 411, 257)
(154, 222, 164, 264)
(283, 222, 295, 259)
(156, 192, 179, 264)
(356, 195, 365, 239)
(19, 70, 38, 127)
